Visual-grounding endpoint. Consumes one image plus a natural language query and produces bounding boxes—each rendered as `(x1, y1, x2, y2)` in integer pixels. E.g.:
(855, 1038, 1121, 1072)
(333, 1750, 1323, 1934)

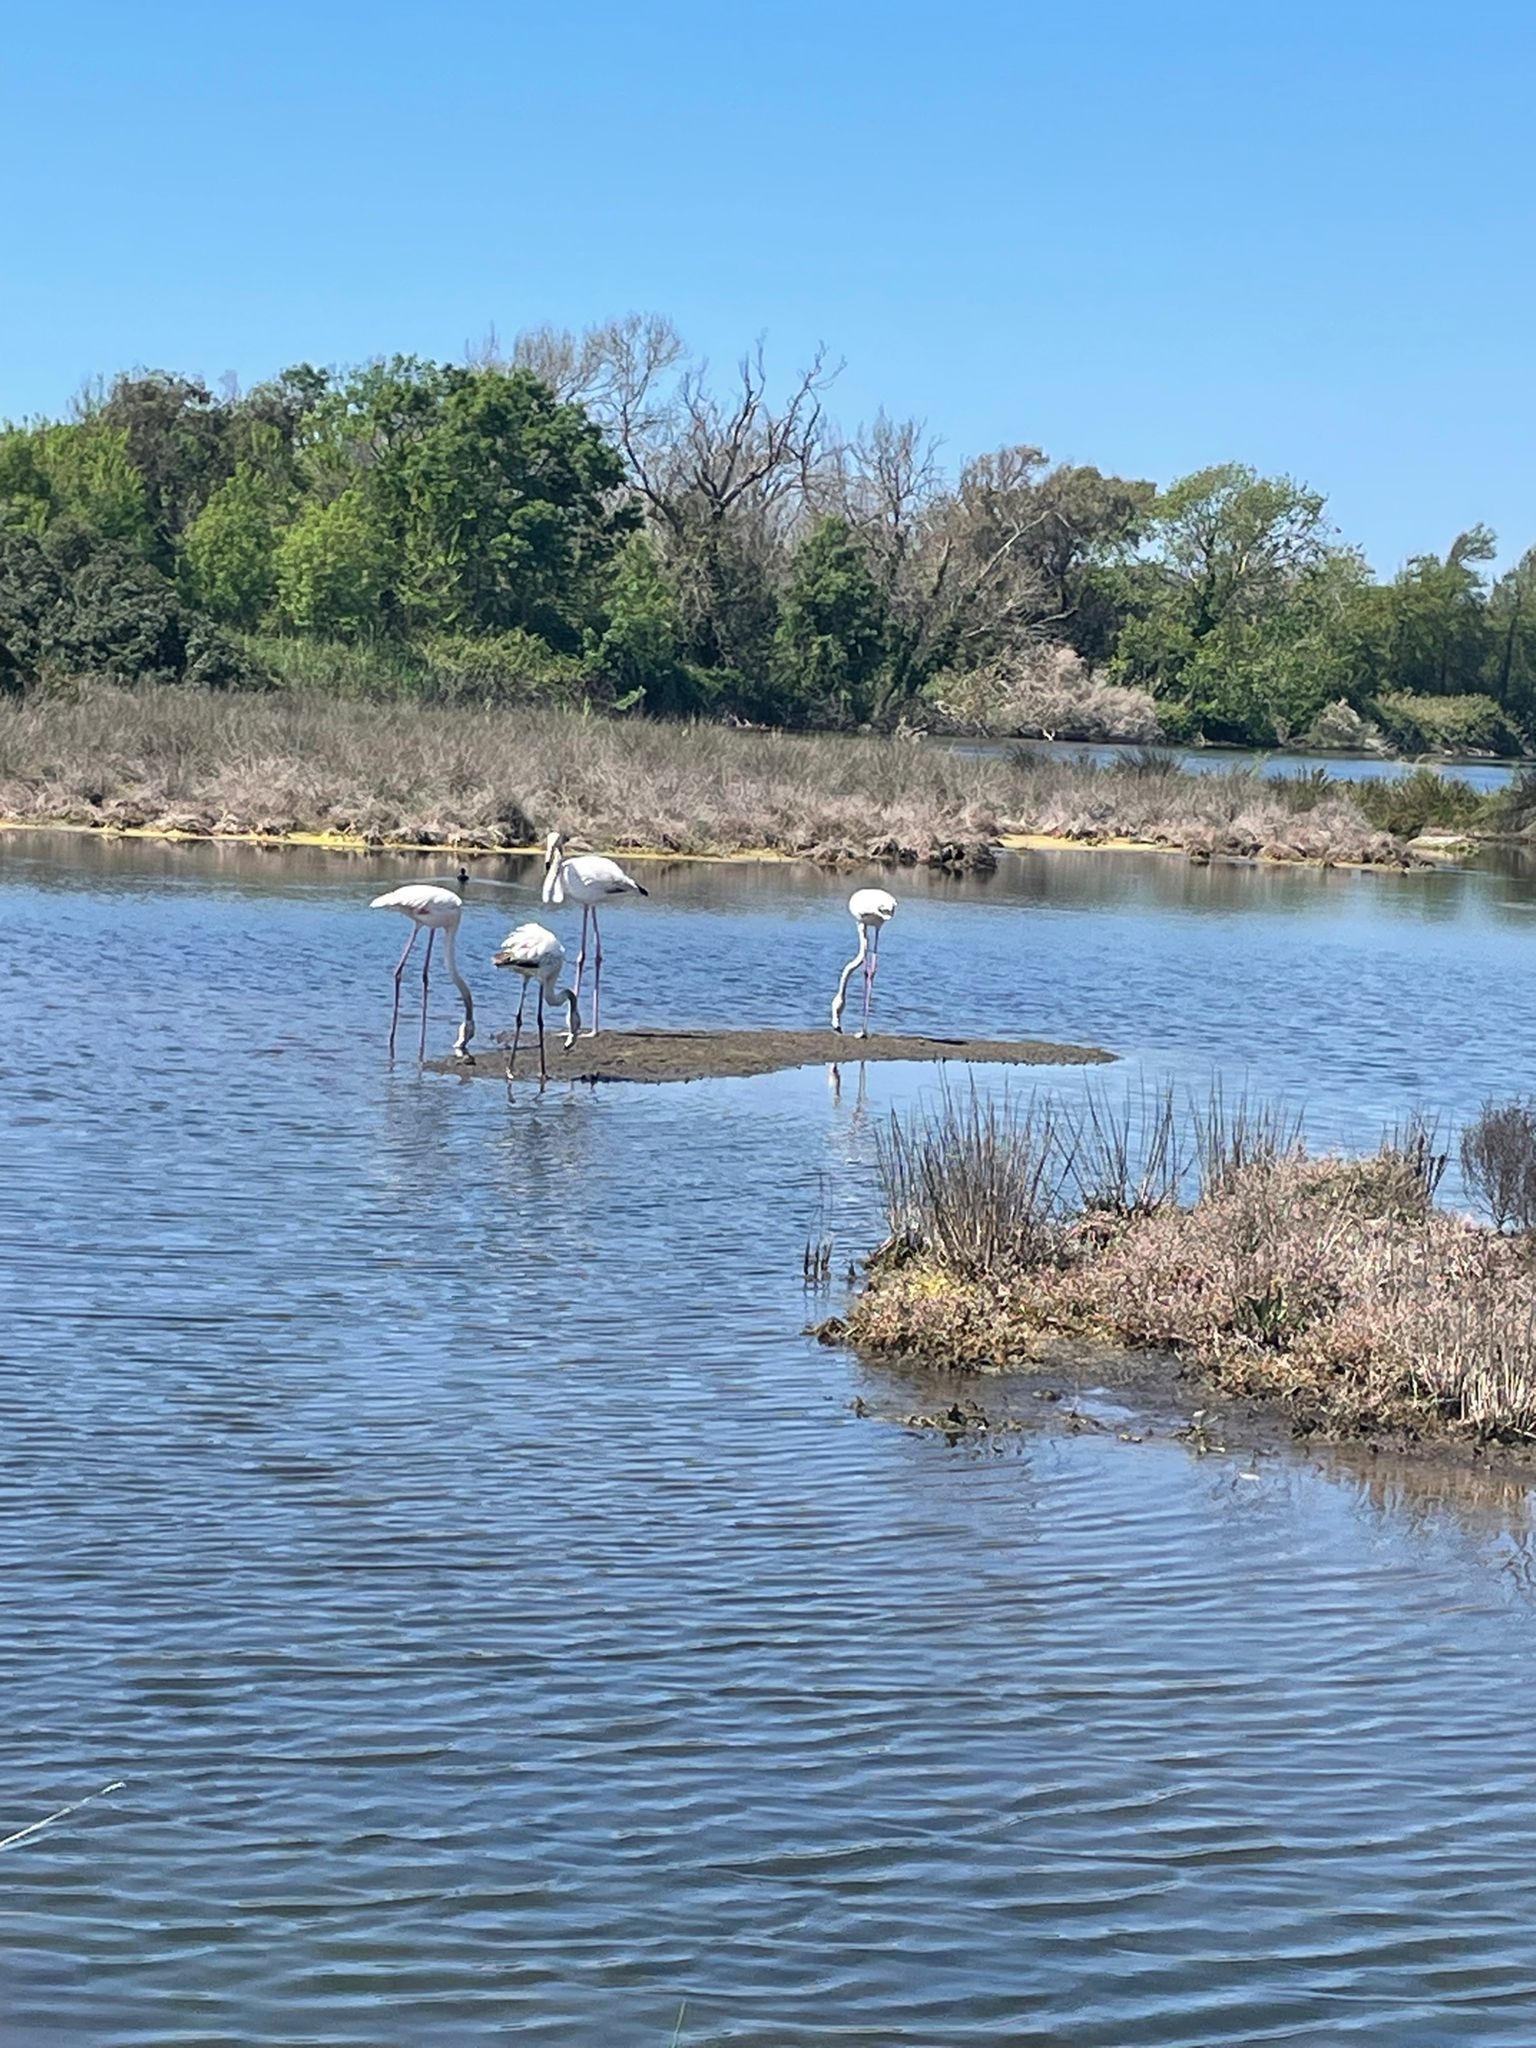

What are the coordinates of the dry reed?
(844, 1088, 1536, 1444)
(0, 685, 1409, 866)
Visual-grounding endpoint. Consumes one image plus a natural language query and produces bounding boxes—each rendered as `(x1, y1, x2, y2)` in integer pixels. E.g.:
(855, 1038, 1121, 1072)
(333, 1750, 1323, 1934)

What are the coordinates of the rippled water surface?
(6, 831, 1536, 2046)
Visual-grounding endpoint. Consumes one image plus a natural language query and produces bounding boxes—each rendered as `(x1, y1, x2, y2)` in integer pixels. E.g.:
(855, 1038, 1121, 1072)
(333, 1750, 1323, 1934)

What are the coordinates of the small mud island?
(432, 1027, 1112, 1086)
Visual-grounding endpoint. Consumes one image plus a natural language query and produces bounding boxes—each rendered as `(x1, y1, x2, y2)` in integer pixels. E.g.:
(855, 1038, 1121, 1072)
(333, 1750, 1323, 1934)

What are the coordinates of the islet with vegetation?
(824, 1089, 1536, 1449)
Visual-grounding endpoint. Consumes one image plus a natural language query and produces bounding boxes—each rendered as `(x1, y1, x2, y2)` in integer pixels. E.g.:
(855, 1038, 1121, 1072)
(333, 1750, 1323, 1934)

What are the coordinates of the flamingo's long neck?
(441, 921, 475, 1057)
(831, 926, 871, 1031)
(546, 972, 580, 1044)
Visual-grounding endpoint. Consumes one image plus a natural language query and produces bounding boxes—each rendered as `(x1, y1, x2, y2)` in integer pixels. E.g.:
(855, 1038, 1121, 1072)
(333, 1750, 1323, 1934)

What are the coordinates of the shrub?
(876, 1089, 1075, 1277)
(274, 490, 396, 640)
(1305, 698, 1385, 753)
(1374, 691, 1521, 758)
(418, 629, 590, 705)
(1460, 1100, 1536, 1232)
(1353, 767, 1486, 839)
(931, 646, 1162, 743)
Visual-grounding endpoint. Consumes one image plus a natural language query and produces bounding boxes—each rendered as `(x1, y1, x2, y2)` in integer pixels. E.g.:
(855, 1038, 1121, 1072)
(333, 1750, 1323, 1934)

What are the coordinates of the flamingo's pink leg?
(536, 987, 548, 1082)
(572, 905, 590, 1007)
(418, 927, 436, 1061)
(506, 982, 528, 1081)
(590, 912, 604, 1037)
(388, 927, 419, 1058)
(863, 926, 880, 1035)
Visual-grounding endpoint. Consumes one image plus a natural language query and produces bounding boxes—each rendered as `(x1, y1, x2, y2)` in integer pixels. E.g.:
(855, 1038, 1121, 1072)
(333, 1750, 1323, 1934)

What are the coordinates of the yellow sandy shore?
(0, 816, 1450, 873)
(0, 817, 796, 864)
(998, 831, 1172, 857)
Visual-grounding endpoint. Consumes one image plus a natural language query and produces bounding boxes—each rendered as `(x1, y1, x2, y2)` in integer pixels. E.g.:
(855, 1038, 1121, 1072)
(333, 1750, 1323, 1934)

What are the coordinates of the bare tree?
(836, 410, 944, 586)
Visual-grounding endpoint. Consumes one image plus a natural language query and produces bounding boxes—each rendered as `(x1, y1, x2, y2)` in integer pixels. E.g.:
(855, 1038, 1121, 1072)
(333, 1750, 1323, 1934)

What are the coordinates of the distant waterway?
(5, 829, 1536, 2045)
(953, 733, 1523, 794)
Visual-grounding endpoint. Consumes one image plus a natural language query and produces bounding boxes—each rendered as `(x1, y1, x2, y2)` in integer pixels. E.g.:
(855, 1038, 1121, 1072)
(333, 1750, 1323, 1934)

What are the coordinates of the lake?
(957, 735, 1523, 795)
(4, 829, 1536, 2046)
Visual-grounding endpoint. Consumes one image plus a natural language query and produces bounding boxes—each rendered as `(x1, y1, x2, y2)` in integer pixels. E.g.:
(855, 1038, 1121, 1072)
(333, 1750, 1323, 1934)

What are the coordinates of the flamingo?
(831, 888, 897, 1037)
(541, 831, 647, 1036)
(493, 923, 581, 1081)
(371, 883, 475, 1061)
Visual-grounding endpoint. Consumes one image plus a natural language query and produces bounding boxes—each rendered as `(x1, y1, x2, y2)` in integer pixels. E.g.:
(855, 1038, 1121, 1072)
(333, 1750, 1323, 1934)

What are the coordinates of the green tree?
(1487, 546, 1536, 731)
(589, 533, 707, 714)
(274, 490, 396, 639)
(181, 458, 284, 626)
(1384, 527, 1496, 697)
(1110, 464, 1346, 741)
(0, 421, 154, 554)
(387, 367, 632, 646)
(96, 372, 236, 558)
(1031, 464, 1156, 662)
(773, 518, 890, 726)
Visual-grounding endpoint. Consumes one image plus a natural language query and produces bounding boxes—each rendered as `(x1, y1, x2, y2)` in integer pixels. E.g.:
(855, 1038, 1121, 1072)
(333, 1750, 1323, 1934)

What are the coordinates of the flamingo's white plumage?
(493, 922, 581, 1080)
(831, 888, 898, 1037)
(541, 832, 647, 1036)
(371, 883, 475, 1061)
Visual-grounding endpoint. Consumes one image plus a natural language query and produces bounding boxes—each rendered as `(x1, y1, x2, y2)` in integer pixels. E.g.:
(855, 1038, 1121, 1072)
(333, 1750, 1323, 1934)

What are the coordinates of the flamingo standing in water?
(493, 923, 581, 1081)
(541, 832, 647, 1036)
(831, 888, 897, 1037)
(370, 884, 476, 1062)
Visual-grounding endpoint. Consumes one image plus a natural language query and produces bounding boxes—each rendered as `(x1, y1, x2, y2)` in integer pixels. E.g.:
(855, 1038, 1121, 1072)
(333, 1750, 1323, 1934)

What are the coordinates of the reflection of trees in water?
(1329, 1443, 1535, 1556)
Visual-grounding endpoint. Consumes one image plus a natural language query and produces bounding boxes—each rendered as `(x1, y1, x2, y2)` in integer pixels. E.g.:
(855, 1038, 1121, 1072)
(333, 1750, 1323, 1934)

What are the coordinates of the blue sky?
(4, 0, 1533, 573)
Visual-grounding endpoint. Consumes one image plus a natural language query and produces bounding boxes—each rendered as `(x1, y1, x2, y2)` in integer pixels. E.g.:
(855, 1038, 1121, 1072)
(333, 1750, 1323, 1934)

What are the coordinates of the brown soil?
(840, 1333, 1536, 1478)
(430, 1026, 1113, 1086)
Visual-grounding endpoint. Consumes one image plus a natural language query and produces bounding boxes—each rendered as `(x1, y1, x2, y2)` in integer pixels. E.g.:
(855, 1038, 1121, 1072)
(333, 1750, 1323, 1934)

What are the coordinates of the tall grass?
(0, 682, 1415, 864)
(849, 1087, 1536, 1442)
(878, 1091, 1078, 1276)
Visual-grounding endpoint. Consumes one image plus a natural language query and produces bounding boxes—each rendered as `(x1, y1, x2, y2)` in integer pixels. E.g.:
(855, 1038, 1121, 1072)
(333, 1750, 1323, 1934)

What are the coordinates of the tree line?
(2, 313, 1533, 752)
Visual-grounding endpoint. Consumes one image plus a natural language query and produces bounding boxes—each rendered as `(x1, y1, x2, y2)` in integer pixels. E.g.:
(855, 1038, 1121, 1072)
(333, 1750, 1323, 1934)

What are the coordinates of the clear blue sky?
(4, 0, 1533, 573)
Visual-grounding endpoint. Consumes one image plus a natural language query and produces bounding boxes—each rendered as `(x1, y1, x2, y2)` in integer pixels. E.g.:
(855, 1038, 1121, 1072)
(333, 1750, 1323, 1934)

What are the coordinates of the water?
(5, 829, 1536, 2046)
(954, 735, 1523, 795)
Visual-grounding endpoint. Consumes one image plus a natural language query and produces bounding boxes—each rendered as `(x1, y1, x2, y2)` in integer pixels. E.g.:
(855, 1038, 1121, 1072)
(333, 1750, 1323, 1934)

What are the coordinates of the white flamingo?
(371, 884, 475, 1061)
(541, 832, 647, 1036)
(831, 888, 898, 1037)
(493, 923, 581, 1081)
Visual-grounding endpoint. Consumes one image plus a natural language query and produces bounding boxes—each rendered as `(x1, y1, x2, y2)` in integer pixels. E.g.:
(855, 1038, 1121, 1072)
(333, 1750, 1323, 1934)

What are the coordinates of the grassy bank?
(0, 685, 1425, 866)
(827, 1091, 1536, 1446)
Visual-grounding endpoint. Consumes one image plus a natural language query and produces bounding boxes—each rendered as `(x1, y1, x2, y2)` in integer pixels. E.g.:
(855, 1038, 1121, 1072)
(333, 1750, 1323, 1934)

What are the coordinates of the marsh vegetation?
(834, 1089, 1536, 1444)
(0, 685, 1473, 865)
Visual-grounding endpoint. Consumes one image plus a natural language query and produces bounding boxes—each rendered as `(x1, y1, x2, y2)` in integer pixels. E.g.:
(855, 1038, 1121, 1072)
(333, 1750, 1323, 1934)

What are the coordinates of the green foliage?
(1484, 765, 1536, 836)
(95, 372, 239, 557)
(417, 629, 589, 704)
(772, 518, 890, 726)
(181, 460, 283, 625)
(1142, 464, 1332, 637)
(0, 525, 253, 692)
(589, 534, 713, 715)
(387, 367, 632, 645)
(1486, 548, 1536, 725)
(1352, 767, 1488, 838)
(0, 530, 66, 693)
(1385, 529, 1496, 699)
(274, 490, 396, 640)
(4, 335, 1535, 748)
(1373, 691, 1519, 757)
(241, 631, 432, 698)
(0, 421, 154, 555)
